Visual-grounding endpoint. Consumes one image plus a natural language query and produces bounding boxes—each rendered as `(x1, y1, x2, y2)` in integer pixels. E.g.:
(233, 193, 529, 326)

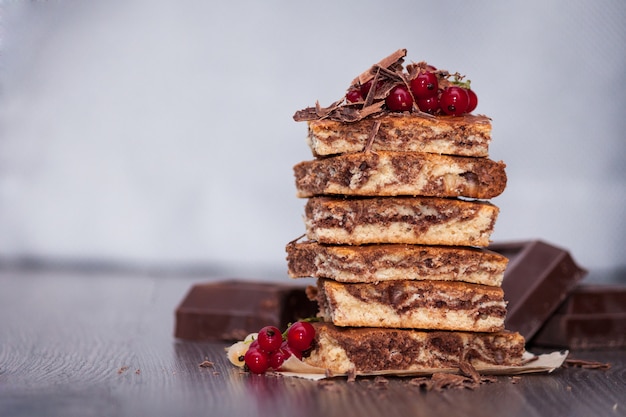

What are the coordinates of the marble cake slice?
(303, 321, 525, 375)
(304, 196, 499, 247)
(294, 151, 506, 199)
(286, 241, 508, 287)
(313, 278, 507, 332)
(306, 113, 492, 157)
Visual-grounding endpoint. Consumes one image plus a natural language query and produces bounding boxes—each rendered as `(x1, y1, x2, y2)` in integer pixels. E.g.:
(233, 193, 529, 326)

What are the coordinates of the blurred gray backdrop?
(0, 0, 624, 277)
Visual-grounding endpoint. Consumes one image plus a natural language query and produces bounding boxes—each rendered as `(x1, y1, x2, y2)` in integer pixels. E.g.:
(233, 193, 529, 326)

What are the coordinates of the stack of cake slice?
(286, 50, 526, 375)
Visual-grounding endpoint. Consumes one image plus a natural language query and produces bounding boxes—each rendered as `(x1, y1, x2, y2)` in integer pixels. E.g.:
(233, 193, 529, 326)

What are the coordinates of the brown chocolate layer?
(489, 240, 587, 341)
(174, 280, 317, 341)
(531, 285, 626, 349)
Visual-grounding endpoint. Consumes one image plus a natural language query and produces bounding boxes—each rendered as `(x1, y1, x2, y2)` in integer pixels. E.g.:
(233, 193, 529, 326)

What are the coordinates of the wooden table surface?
(1, 267, 624, 417)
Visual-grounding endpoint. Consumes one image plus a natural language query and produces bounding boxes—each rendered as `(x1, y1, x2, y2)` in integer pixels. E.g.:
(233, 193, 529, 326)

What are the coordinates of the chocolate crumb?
(458, 361, 480, 384)
(317, 380, 338, 390)
(199, 360, 215, 368)
(408, 377, 431, 389)
(510, 376, 522, 384)
(564, 358, 611, 370)
(373, 376, 389, 388)
(135, 369, 141, 375)
(430, 373, 473, 391)
(347, 368, 357, 383)
(117, 366, 129, 374)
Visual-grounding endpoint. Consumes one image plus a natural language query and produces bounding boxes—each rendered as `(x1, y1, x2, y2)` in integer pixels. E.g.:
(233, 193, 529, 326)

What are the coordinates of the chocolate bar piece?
(531, 285, 626, 349)
(174, 280, 318, 341)
(488, 240, 587, 341)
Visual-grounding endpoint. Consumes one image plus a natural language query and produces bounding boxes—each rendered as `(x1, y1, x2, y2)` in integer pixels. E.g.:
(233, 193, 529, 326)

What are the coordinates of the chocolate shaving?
(363, 120, 382, 153)
(458, 361, 481, 384)
(199, 360, 214, 368)
(352, 48, 407, 86)
(293, 49, 434, 124)
(430, 373, 475, 391)
(564, 358, 611, 370)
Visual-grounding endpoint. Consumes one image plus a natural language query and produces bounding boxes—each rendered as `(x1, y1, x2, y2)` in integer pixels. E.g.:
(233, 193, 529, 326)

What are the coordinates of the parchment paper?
(277, 350, 569, 380)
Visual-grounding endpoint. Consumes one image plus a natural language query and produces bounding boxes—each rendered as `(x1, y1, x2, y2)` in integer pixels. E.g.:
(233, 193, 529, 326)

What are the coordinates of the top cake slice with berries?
(305, 113, 491, 157)
(293, 49, 489, 157)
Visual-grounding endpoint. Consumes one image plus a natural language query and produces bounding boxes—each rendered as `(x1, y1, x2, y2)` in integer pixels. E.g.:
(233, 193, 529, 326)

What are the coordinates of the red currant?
(466, 89, 478, 113)
(359, 80, 383, 98)
(440, 86, 470, 115)
(287, 321, 316, 352)
(385, 85, 413, 112)
(257, 326, 282, 353)
(268, 347, 290, 370)
(410, 71, 438, 99)
(416, 95, 440, 114)
(244, 347, 269, 374)
(346, 89, 362, 103)
(280, 340, 302, 360)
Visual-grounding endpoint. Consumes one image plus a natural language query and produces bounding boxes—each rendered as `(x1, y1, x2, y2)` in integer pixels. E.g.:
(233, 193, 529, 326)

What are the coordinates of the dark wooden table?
(1, 267, 624, 417)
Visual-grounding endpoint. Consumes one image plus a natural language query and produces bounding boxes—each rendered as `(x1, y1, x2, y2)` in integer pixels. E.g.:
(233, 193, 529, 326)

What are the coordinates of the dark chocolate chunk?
(174, 280, 318, 341)
(488, 240, 587, 341)
(531, 285, 626, 349)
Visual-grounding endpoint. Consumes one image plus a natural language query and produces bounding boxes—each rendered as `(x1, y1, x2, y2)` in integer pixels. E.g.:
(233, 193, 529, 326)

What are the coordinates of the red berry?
(280, 340, 302, 360)
(268, 347, 290, 370)
(416, 95, 440, 114)
(257, 326, 282, 353)
(359, 80, 383, 99)
(287, 321, 316, 352)
(466, 89, 478, 113)
(359, 80, 374, 98)
(244, 347, 269, 374)
(385, 85, 413, 112)
(440, 86, 470, 115)
(410, 71, 439, 99)
(346, 89, 362, 103)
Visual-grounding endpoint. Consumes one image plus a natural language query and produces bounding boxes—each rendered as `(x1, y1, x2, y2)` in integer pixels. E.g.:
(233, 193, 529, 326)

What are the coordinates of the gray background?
(1, 0, 624, 277)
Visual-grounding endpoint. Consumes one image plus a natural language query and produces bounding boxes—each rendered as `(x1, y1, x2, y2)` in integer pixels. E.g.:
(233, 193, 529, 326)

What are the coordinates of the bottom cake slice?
(303, 321, 526, 375)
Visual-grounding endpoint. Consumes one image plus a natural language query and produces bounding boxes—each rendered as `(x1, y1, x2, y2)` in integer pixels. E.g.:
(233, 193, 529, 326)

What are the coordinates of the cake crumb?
(199, 360, 215, 368)
(117, 366, 129, 374)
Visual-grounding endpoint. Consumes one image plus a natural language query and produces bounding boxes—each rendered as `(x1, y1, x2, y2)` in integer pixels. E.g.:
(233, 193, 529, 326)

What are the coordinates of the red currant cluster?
(345, 64, 478, 116)
(242, 322, 315, 374)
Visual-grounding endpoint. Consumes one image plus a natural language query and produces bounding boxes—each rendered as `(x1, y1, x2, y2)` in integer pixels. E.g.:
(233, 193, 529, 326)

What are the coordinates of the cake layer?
(286, 241, 508, 286)
(306, 113, 492, 157)
(294, 151, 506, 199)
(314, 278, 507, 332)
(304, 196, 499, 247)
(304, 322, 525, 375)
